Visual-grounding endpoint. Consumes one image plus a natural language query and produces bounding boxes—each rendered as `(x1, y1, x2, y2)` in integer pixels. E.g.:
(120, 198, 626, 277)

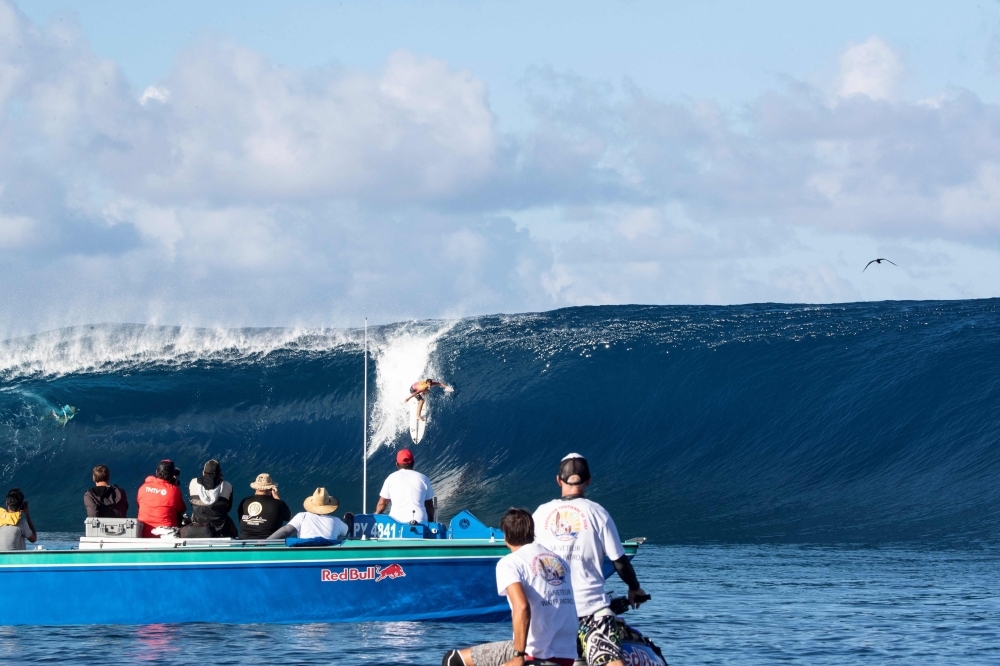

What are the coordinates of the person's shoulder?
(581, 498, 612, 519)
(497, 549, 521, 570)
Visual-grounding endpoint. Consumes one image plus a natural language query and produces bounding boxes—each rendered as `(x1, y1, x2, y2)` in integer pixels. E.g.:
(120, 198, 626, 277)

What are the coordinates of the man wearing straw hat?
(267, 488, 349, 542)
(237, 473, 292, 539)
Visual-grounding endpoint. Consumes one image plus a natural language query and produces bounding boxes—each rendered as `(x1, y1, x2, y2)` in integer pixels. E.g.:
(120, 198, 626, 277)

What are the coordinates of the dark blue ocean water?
(1, 300, 999, 662)
(2, 536, 998, 664)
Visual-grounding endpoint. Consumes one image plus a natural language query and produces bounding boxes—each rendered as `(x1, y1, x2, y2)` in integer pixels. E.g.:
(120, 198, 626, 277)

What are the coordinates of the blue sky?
(3, 0, 1000, 333)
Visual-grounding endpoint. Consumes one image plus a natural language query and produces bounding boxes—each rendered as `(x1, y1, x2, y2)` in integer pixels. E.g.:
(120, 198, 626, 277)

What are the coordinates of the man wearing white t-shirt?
(533, 454, 647, 666)
(375, 448, 435, 524)
(445, 509, 578, 666)
(267, 487, 349, 542)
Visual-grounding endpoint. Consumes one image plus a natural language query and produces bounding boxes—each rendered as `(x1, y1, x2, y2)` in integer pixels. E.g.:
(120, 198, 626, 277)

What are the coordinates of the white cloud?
(139, 85, 169, 105)
(836, 36, 904, 101)
(0, 2, 998, 334)
(0, 213, 35, 248)
(118, 45, 498, 205)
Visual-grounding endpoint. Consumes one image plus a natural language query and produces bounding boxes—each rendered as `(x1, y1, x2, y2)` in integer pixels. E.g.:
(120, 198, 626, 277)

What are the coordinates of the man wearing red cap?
(375, 448, 435, 524)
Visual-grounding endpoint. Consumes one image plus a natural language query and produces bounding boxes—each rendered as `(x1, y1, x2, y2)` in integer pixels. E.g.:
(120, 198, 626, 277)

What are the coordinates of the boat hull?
(0, 539, 640, 625)
(0, 540, 509, 625)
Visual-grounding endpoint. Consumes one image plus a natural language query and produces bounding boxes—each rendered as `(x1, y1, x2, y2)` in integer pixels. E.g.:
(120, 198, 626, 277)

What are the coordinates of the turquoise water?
(2, 539, 997, 664)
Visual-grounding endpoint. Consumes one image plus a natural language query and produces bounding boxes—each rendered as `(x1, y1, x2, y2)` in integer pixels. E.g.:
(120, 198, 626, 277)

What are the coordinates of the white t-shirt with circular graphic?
(532, 497, 626, 617)
(495, 542, 578, 660)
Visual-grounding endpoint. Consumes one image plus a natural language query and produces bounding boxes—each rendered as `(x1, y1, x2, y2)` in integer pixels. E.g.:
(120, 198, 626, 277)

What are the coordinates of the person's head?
(155, 459, 176, 482)
(557, 453, 591, 496)
(396, 448, 414, 470)
(92, 464, 110, 485)
(250, 473, 277, 495)
(303, 488, 339, 515)
(202, 459, 223, 478)
(500, 508, 534, 549)
(5, 488, 25, 512)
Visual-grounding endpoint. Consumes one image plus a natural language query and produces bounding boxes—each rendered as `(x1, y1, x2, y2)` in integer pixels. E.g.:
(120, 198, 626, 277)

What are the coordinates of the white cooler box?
(84, 517, 144, 538)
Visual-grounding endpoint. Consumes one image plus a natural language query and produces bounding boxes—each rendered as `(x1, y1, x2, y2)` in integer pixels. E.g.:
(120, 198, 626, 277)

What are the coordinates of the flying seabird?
(863, 258, 897, 272)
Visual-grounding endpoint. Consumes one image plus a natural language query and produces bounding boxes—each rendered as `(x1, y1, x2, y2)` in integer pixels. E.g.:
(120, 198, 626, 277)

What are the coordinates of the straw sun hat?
(303, 487, 339, 515)
(250, 473, 277, 491)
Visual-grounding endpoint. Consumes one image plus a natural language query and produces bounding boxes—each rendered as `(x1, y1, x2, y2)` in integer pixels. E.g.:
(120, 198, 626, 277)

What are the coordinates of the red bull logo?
(320, 563, 406, 583)
(375, 563, 406, 581)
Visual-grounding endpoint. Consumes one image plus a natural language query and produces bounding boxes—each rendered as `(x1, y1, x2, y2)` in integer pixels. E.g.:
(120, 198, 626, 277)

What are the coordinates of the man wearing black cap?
(532, 453, 647, 666)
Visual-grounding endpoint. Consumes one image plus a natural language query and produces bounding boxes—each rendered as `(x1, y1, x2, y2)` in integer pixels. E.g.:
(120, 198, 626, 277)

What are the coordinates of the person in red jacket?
(137, 460, 187, 538)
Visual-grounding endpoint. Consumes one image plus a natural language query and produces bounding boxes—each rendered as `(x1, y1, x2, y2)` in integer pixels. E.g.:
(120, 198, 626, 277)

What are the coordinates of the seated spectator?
(0, 488, 37, 551)
(375, 448, 435, 524)
(267, 488, 348, 541)
(137, 460, 187, 538)
(238, 473, 292, 539)
(83, 464, 129, 518)
(185, 459, 237, 538)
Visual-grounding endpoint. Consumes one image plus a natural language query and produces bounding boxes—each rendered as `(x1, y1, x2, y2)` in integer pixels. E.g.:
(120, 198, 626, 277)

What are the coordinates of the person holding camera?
(237, 473, 291, 539)
(137, 460, 187, 538)
(0, 488, 37, 551)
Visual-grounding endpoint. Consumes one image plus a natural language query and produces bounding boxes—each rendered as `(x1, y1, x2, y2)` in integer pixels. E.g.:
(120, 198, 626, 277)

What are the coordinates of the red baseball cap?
(396, 448, 414, 465)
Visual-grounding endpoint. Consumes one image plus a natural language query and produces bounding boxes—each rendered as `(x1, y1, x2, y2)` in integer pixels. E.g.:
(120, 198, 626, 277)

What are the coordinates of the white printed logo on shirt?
(543, 505, 589, 541)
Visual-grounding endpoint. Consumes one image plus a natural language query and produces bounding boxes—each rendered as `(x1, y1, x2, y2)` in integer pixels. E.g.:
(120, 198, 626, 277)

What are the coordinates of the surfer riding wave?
(403, 379, 453, 422)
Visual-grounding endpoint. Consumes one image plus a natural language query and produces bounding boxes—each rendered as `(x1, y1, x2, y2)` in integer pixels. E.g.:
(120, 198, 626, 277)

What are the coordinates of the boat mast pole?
(363, 318, 368, 516)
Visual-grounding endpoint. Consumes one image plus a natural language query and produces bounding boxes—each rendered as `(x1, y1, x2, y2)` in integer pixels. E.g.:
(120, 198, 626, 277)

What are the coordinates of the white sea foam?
(0, 324, 357, 381)
(367, 321, 455, 455)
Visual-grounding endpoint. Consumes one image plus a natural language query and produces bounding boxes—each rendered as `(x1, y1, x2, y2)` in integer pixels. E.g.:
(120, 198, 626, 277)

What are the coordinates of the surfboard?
(408, 399, 426, 444)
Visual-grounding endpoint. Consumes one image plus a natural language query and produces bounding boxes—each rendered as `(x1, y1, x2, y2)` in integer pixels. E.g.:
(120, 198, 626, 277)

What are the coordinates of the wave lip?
(0, 324, 359, 381)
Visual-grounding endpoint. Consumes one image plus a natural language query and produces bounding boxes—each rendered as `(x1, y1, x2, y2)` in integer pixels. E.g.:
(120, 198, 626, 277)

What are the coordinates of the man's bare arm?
(424, 499, 435, 522)
(502, 583, 530, 666)
(375, 497, 390, 514)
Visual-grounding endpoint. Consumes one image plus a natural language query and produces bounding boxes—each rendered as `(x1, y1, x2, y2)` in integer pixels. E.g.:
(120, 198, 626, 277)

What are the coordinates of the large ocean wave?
(1, 300, 998, 543)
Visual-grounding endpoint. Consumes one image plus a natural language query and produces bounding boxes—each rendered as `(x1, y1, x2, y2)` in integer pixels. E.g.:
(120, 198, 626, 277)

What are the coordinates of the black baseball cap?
(156, 459, 176, 480)
(559, 453, 591, 485)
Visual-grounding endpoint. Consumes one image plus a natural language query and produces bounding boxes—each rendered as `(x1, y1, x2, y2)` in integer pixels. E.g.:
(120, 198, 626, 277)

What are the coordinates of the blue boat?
(0, 512, 641, 626)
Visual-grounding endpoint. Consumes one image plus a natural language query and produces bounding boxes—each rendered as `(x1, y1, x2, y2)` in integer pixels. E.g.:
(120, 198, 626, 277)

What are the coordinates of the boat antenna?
(363, 317, 368, 515)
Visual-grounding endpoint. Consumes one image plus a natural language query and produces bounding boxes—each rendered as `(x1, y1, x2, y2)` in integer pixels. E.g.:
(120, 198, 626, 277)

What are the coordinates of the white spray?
(367, 321, 455, 455)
